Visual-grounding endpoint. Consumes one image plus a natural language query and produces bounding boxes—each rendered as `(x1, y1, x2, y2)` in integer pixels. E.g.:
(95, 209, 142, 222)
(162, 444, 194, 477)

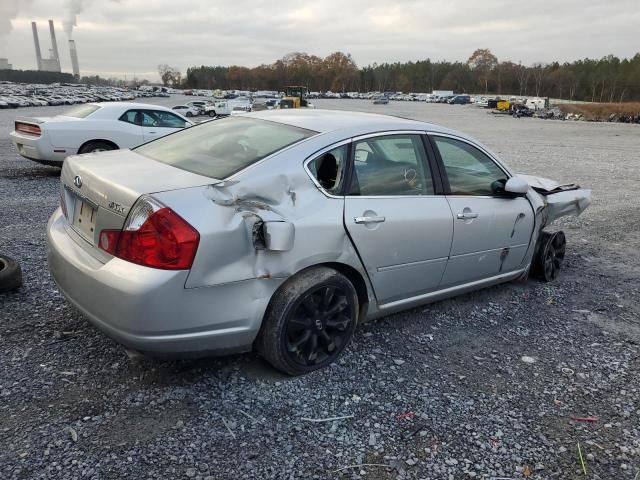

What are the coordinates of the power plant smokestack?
(31, 21, 43, 70)
(31, 21, 61, 72)
(69, 40, 80, 78)
(48, 19, 60, 62)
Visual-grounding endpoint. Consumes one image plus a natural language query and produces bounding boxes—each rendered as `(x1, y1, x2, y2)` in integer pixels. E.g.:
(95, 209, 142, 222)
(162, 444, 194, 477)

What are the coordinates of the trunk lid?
(61, 149, 220, 247)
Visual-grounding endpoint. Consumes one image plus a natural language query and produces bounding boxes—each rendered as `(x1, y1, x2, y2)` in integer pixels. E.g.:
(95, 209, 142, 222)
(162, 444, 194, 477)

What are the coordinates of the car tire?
(532, 231, 566, 282)
(256, 267, 358, 376)
(186, 112, 193, 117)
(208, 110, 217, 117)
(0, 255, 23, 293)
(79, 141, 117, 154)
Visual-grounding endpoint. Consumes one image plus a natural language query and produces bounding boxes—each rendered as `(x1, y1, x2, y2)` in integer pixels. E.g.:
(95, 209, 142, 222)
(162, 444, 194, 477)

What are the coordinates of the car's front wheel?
(79, 141, 117, 154)
(208, 110, 217, 117)
(256, 267, 358, 375)
(532, 231, 566, 282)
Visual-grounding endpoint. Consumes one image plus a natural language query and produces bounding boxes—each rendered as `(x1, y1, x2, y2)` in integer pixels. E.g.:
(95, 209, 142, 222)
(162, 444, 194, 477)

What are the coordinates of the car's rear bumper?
(10, 131, 70, 164)
(47, 208, 283, 356)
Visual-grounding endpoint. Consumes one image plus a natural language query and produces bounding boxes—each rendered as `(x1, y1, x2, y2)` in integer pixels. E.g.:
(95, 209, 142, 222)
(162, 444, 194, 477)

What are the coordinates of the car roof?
(243, 109, 457, 137)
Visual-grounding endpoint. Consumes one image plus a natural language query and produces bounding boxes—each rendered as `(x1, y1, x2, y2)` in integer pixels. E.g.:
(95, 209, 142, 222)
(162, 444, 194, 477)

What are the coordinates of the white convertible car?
(10, 102, 193, 166)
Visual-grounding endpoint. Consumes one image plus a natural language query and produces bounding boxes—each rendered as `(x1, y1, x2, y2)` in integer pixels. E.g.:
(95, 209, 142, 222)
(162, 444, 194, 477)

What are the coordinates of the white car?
(171, 105, 200, 117)
(10, 102, 193, 166)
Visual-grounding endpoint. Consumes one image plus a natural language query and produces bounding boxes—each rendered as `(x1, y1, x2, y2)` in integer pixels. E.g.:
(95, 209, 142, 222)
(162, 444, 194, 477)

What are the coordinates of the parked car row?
(172, 98, 254, 117)
(0, 82, 169, 109)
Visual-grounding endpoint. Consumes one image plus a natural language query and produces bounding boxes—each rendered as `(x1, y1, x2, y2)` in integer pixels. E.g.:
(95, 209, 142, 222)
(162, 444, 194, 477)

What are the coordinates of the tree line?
(178, 49, 640, 102)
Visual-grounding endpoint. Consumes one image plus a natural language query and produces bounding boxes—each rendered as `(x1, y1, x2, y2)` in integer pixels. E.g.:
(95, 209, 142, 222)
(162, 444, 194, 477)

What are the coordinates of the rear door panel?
(344, 197, 453, 303)
(343, 133, 453, 305)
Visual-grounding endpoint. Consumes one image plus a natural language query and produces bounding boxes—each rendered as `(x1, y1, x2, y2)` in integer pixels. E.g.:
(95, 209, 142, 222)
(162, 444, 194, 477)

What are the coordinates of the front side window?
(135, 116, 316, 179)
(348, 134, 434, 196)
(307, 145, 348, 195)
(433, 136, 508, 196)
(145, 110, 188, 128)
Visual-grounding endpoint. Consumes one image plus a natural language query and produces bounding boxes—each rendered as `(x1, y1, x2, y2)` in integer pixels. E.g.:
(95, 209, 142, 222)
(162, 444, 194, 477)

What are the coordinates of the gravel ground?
(1, 97, 639, 480)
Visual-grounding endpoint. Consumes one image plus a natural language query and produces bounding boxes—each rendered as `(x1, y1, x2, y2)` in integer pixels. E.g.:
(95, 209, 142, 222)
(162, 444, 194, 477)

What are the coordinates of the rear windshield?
(135, 116, 316, 179)
(62, 104, 101, 118)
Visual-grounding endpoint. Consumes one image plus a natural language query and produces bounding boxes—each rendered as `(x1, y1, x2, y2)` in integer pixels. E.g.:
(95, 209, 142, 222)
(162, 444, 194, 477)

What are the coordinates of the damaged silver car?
(47, 110, 591, 375)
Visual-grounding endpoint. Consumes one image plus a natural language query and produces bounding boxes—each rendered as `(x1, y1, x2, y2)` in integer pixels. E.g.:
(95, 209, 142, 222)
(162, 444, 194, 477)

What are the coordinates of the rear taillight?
(99, 196, 199, 270)
(15, 121, 41, 136)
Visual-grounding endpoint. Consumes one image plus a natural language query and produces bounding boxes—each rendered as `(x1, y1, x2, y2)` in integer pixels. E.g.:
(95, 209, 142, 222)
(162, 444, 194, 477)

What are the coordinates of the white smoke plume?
(63, 0, 84, 37)
(62, 0, 121, 37)
(0, 0, 33, 36)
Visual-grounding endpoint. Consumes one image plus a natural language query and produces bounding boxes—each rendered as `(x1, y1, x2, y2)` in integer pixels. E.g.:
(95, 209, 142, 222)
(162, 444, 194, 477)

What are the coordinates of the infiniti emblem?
(74, 175, 82, 188)
(315, 319, 323, 330)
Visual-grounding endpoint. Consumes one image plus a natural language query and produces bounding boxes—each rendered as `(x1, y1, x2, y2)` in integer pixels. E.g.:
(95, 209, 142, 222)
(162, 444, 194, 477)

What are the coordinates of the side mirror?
(504, 176, 529, 196)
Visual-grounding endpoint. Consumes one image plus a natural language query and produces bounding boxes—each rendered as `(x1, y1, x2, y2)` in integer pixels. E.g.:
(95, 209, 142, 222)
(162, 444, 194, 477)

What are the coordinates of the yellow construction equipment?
(496, 100, 511, 112)
(280, 86, 310, 109)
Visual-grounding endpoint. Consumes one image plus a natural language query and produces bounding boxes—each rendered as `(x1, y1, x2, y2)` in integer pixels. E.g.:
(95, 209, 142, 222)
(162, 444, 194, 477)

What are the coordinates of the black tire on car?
(186, 111, 193, 117)
(532, 231, 566, 282)
(256, 267, 358, 376)
(208, 110, 217, 117)
(0, 255, 23, 293)
(79, 141, 116, 154)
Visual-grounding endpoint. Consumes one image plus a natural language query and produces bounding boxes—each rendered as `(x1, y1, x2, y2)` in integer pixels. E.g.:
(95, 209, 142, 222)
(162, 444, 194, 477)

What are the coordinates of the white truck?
(204, 99, 252, 117)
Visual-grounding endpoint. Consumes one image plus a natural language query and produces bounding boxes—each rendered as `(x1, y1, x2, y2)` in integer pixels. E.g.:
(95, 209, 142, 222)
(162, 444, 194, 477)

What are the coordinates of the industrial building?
(31, 19, 80, 77)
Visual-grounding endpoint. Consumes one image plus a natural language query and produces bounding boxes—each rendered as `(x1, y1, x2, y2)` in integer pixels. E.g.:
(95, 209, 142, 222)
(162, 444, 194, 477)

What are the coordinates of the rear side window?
(135, 117, 316, 179)
(348, 135, 434, 196)
(62, 104, 100, 118)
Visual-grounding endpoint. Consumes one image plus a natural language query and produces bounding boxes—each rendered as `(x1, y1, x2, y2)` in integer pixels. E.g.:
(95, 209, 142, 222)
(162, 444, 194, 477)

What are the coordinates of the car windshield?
(135, 116, 316, 179)
(62, 104, 101, 118)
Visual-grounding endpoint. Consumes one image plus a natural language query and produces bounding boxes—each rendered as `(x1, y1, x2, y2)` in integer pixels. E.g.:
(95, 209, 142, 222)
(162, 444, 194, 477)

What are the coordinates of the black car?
(448, 95, 471, 105)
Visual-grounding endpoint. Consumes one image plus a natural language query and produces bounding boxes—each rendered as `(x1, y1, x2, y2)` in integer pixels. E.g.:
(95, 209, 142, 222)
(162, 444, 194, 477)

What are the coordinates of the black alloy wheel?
(285, 284, 354, 367)
(533, 231, 566, 282)
(256, 267, 358, 375)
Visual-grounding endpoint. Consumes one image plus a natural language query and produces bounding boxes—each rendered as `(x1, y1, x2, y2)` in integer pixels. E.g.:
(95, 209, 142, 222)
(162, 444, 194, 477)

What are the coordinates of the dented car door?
(430, 134, 535, 287)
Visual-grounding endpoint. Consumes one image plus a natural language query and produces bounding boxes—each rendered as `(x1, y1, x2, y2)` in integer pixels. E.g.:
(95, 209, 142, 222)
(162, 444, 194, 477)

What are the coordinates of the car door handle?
(148, 131, 156, 134)
(354, 216, 386, 224)
(457, 212, 479, 220)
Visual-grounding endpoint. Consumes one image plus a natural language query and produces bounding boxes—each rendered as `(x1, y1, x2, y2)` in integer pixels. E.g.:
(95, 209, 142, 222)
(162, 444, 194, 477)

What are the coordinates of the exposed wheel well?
(306, 262, 370, 323)
(78, 139, 119, 153)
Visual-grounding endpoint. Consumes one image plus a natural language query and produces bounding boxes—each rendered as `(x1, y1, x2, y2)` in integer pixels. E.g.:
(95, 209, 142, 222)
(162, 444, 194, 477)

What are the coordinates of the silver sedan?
(47, 110, 591, 375)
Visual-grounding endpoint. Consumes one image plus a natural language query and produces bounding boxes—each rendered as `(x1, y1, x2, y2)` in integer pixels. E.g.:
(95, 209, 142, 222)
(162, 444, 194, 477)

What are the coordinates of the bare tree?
(467, 48, 498, 93)
(158, 64, 181, 87)
(532, 63, 545, 97)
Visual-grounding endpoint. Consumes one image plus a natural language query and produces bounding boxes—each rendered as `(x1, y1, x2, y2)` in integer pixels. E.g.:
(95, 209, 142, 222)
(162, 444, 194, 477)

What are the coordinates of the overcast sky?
(1, 0, 639, 80)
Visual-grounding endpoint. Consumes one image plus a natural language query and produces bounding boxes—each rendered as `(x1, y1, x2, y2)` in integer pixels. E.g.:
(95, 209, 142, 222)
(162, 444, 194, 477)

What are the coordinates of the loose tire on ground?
(0, 255, 23, 292)
(532, 231, 566, 282)
(79, 141, 117, 154)
(256, 267, 358, 376)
